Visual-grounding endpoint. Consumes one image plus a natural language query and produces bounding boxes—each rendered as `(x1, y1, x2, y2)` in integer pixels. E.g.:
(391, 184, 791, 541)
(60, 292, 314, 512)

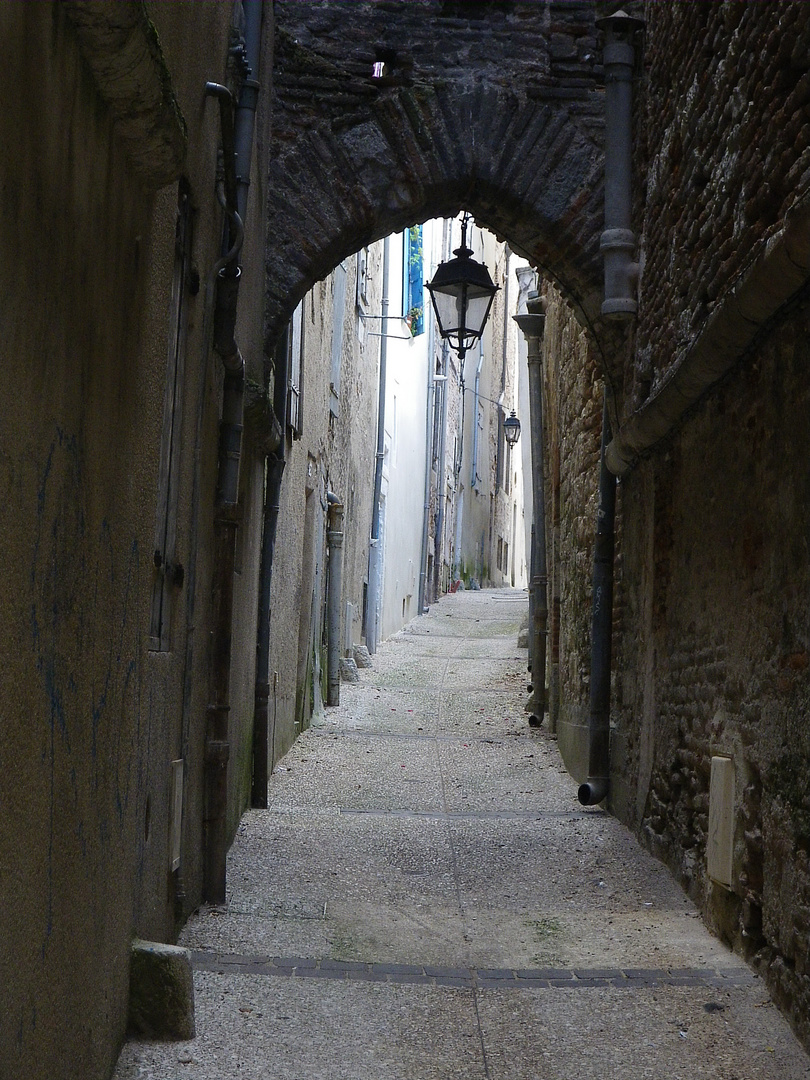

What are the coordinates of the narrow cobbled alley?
(115, 591, 810, 1079)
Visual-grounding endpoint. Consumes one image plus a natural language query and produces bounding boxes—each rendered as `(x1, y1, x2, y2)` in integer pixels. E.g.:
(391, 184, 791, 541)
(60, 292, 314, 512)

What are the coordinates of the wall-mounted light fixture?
(426, 215, 499, 359)
(460, 384, 521, 445)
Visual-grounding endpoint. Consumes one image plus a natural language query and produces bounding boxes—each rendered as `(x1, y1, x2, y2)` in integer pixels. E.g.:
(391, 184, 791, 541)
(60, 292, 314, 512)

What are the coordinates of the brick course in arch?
(263, 0, 609, 351)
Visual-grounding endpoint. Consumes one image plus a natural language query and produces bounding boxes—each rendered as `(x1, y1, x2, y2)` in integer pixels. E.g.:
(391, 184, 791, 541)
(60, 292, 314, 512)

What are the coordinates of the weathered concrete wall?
(0, 20, 153, 1069)
(0, 4, 273, 1077)
(0, 9, 179, 1075)
(334, 248, 383, 654)
(137, 0, 255, 938)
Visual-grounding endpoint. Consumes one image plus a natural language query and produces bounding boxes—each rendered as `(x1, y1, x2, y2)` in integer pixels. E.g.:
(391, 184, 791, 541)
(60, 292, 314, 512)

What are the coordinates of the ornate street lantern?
(426, 215, 499, 359)
(503, 410, 521, 446)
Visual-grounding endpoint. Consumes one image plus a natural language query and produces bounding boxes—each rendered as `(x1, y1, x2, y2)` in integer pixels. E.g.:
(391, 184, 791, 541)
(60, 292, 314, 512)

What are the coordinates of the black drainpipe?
(578, 397, 616, 806)
(202, 0, 264, 904)
(596, 7, 644, 320)
(577, 7, 641, 806)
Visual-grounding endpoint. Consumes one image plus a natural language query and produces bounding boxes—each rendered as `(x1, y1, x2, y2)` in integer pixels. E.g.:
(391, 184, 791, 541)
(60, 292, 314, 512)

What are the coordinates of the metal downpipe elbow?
(578, 777, 609, 806)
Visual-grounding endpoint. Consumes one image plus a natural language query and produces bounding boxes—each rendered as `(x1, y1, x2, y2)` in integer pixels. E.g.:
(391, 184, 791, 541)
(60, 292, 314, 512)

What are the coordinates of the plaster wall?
(268, 246, 381, 763)
(486, 247, 528, 591)
(338, 246, 384, 653)
(450, 226, 525, 592)
(379, 227, 431, 640)
(145, 0, 275, 925)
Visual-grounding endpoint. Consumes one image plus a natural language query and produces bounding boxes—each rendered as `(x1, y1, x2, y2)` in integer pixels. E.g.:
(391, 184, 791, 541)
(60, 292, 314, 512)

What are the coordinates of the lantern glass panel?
(430, 286, 465, 336)
(465, 289, 494, 337)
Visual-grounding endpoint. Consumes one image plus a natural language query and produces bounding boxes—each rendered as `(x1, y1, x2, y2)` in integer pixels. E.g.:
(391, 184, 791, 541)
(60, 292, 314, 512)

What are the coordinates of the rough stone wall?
(266, 0, 607, 343)
(615, 296, 810, 1046)
(628, 1, 810, 416)
(603, 0, 810, 1047)
(541, 283, 602, 767)
(535, 0, 810, 1051)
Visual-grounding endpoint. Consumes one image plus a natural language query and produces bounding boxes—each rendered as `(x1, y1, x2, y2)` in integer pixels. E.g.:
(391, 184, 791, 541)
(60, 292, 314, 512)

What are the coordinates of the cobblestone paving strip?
(310, 729, 538, 744)
(191, 950, 755, 991)
(336, 807, 607, 820)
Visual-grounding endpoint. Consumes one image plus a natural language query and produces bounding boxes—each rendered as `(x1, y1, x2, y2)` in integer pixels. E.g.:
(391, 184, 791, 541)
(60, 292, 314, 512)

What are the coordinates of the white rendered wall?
(378, 222, 435, 640)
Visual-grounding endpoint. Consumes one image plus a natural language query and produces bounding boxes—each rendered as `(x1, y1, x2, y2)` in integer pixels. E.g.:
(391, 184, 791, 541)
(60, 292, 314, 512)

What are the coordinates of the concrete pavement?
(114, 589, 810, 1079)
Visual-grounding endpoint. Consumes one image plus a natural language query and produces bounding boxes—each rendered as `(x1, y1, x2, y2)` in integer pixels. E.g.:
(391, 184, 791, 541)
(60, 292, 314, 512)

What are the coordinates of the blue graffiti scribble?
(29, 427, 142, 957)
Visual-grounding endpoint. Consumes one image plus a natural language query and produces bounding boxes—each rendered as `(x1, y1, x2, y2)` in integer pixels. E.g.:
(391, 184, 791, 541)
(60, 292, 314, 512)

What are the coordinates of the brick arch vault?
(263, 0, 608, 353)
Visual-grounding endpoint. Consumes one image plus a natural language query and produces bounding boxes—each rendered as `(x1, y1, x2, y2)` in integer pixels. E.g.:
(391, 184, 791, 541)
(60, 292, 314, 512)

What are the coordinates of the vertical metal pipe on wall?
(453, 372, 465, 584)
(203, 0, 264, 904)
(575, 7, 642, 805)
(471, 342, 483, 495)
(234, 0, 262, 226)
(597, 8, 644, 319)
(432, 340, 450, 601)
(418, 293, 436, 614)
(578, 397, 616, 806)
(326, 495, 345, 706)
(527, 523, 536, 683)
(514, 265, 537, 687)
(365, 234, 390, 654)
(250, 457, 283, 806)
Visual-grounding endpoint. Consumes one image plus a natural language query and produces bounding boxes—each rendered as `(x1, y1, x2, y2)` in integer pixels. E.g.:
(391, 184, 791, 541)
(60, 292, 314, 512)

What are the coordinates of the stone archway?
(263, 0, 607, 350)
